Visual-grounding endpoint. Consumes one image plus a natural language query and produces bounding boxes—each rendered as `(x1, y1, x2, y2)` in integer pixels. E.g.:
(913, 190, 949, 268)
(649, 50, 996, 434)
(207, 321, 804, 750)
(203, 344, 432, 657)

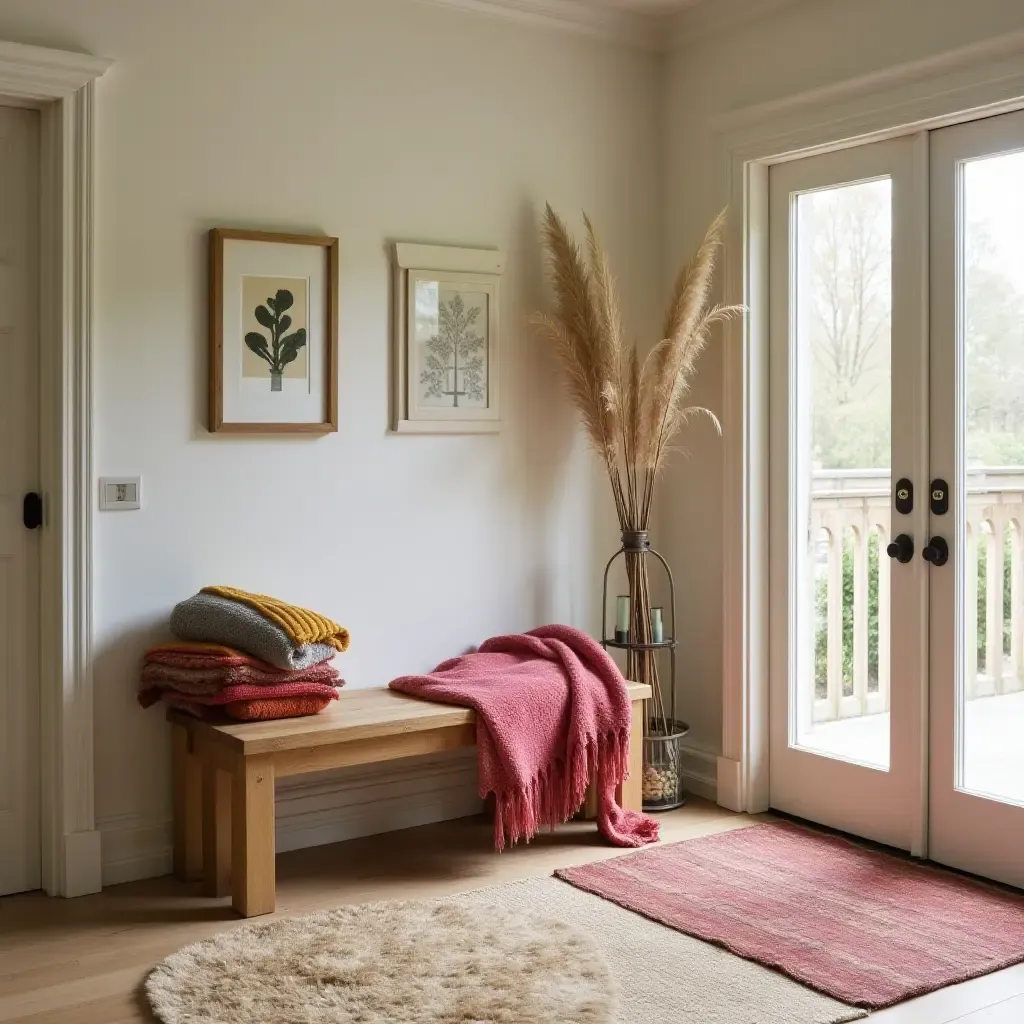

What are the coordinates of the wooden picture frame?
(209, 228, 339, 434)
(392, 242, 503, 434)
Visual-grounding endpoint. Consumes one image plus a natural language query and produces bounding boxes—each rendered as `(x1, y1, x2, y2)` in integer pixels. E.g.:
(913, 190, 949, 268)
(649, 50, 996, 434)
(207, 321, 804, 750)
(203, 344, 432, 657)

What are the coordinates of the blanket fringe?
(490, 726, 631, 851)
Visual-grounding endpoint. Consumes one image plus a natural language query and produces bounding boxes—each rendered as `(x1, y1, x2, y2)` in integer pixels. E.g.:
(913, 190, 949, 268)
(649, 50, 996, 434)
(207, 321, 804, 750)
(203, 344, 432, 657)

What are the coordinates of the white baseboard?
(677, 743, 718, 802)
(274, 752, 481, 854)
(98, 743, 714, 887)
(98, 751, 482, 886)
(99, 812, 174, 886)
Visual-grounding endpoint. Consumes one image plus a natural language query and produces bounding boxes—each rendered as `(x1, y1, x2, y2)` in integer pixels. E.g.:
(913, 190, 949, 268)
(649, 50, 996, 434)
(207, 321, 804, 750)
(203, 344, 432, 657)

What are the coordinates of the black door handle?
(23, 492, 42, 530)
(922, 537, 949, 566)
(886, 534, 914, 564)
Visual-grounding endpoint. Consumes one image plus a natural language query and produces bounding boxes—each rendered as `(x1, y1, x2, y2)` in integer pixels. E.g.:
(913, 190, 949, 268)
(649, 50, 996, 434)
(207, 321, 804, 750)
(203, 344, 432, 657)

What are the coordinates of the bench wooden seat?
(169, 682, 652, 917)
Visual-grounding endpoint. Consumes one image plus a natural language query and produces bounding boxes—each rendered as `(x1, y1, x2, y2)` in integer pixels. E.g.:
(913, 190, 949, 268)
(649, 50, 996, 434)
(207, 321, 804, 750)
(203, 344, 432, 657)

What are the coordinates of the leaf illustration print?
(244, 288, 308, 392)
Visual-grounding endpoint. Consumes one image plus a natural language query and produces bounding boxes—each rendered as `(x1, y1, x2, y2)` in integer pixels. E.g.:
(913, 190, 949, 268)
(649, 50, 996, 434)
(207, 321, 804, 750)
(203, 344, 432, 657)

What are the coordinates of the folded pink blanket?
(141, 660, 340, 691)
(389, 624, 659, 851)
(140, 674, 346, 698)
(138, 680, 340, 709)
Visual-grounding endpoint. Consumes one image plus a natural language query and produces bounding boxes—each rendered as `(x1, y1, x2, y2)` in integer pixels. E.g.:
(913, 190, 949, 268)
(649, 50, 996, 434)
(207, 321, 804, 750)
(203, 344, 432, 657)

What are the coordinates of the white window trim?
(0, 40, 112, 896)
(716, 29, 1024, 845)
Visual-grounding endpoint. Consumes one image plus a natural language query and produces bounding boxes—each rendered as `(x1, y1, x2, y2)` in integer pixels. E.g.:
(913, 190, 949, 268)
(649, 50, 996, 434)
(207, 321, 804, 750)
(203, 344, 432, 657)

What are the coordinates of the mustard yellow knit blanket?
(200, 586, 350, 653)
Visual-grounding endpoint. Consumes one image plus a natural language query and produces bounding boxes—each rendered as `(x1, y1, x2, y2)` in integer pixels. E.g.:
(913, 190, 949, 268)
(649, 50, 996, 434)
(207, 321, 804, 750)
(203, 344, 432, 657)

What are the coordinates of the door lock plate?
(894, 478, 913, 515)
(930, 479, 949, 516)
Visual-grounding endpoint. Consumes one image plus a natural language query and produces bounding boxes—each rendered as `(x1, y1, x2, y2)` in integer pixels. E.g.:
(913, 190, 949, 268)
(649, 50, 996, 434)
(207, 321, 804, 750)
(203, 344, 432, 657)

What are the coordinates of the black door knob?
(22, 492, 42, 530)
(922, 537, 949, 567)
(886, 534, 914, 564)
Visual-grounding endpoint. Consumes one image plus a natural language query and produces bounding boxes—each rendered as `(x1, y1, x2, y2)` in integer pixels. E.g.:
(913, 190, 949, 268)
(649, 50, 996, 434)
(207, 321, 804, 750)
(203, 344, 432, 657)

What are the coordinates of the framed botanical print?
(209, 228, 338, 433)
(392, 243, 503, 433)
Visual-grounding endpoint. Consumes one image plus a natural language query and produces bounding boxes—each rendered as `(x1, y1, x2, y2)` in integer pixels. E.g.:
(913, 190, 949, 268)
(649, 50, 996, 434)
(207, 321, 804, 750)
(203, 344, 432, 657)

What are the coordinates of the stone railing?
(810, 468, 1024, 723)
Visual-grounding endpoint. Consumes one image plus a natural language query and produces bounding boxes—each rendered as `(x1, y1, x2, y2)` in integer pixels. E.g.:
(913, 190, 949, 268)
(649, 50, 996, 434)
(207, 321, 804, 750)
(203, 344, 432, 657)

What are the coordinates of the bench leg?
(172, 724, 203, 882)
(617, 697, 645, 813)
(583, 696, 646, 818)
(202, 762, 232, 898)
(232, 755, 276, 917)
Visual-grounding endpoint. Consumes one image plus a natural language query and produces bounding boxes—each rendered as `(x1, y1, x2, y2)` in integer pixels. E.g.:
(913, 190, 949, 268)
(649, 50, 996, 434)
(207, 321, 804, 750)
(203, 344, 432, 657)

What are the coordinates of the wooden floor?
(0, 800, 1021, 1023)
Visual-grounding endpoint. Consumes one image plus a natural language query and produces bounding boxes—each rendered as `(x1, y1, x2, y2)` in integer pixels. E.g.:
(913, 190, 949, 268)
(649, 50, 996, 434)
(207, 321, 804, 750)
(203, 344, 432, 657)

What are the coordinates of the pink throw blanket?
(389, 625, 659, 851)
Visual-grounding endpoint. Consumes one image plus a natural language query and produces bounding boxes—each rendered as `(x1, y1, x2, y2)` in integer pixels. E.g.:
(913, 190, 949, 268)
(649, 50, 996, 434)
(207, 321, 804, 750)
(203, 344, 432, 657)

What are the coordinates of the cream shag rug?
(147, 877, 866, 1024)
(146, 897, 613, 1023)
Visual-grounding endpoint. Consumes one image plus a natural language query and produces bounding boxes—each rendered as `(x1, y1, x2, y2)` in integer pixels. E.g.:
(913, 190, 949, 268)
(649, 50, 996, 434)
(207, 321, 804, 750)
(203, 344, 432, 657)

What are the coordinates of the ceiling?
(590, 0, 704, 10)
(417, 0, 792, 50)
(592, 0, 704, 10)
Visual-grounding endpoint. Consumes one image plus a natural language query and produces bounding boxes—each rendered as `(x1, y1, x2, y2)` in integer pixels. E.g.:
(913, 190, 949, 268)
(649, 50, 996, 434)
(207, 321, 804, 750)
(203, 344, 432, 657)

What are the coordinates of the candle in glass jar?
(652, 607, 664, 643)
(616, 595, 630, 640)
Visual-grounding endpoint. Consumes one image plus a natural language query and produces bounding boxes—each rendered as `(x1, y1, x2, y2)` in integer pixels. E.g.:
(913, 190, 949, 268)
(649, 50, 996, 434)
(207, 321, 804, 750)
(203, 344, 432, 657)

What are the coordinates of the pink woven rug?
(555, 821, 1024, 1009)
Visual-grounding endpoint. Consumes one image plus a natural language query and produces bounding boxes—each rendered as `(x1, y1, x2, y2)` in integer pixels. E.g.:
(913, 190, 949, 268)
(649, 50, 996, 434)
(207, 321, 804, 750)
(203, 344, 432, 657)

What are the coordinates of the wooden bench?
(169, 682, 652, 917)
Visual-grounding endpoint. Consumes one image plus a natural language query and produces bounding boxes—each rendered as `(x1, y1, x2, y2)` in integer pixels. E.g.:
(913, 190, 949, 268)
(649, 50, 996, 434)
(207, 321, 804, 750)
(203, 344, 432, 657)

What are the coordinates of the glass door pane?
(960, 150, 1024, 806)
(793, 178, 893, 770)
(930, 109, 1024, 888)
(769, 134, 926, 852)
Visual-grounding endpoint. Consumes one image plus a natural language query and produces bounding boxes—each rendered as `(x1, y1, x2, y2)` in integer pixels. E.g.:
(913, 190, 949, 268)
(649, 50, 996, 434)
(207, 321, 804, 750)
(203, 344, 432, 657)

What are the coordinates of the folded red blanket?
(166, 694, 335, 722)
(138, 680, 340, 709)
(389, 624, 659, 852)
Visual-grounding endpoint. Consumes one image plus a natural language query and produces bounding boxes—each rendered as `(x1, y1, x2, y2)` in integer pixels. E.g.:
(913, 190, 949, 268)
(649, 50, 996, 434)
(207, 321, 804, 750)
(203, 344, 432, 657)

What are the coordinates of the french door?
(769, 109, 1024, 887)
(929, 110, 1024, 887)
(769, 135, 928, 854)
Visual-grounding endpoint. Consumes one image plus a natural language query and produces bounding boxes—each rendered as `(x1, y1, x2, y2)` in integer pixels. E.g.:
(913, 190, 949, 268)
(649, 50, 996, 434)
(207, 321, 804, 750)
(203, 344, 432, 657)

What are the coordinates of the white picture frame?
(392, 243, 503, 433)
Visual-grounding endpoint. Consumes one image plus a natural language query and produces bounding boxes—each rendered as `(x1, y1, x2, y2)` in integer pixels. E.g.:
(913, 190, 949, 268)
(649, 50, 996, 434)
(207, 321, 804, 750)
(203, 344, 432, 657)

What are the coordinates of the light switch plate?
(99, 477, 142, 511)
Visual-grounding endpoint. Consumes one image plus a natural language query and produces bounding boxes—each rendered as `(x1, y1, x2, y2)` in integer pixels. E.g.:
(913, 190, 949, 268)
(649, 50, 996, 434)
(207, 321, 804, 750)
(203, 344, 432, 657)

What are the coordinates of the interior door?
(768, 135, 929, 851)
(929, 109, 1024, 887)
(0, 105, 41, 895)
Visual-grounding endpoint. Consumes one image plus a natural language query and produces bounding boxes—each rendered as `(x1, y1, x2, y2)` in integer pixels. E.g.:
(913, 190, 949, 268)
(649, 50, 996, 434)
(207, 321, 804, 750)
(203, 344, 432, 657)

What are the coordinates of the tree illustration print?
(244, 288, 307, 392)
(420, 292, 486, 407)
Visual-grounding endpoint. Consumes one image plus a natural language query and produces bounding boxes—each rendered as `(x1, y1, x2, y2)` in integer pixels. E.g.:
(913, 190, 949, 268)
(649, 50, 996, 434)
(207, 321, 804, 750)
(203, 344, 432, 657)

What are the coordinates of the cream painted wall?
(0, 0, 661, 881)
(660, 0, 1024, 759)
(8, 0, 1016, 883)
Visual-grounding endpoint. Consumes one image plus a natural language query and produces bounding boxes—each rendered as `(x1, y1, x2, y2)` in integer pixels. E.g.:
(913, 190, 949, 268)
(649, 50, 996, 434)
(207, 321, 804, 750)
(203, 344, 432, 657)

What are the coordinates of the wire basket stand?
(601, 530, 690, 811)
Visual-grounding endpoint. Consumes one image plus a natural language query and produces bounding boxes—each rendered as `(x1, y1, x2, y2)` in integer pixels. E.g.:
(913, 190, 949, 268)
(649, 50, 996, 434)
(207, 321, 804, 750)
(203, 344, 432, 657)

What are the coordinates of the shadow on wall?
(504, 198, 592, 630)
(92, 611, 175, 820)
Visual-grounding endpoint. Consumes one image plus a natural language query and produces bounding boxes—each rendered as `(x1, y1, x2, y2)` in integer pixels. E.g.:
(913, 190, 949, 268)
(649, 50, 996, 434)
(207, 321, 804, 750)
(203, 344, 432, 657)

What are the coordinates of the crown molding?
(0, 40, 112, 100)
(715, 25, 1024, 137)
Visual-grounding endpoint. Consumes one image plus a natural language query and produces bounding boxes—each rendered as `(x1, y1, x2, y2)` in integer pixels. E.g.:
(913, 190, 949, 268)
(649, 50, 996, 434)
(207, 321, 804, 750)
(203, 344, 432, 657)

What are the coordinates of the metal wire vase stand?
(601, 530, 690, 811)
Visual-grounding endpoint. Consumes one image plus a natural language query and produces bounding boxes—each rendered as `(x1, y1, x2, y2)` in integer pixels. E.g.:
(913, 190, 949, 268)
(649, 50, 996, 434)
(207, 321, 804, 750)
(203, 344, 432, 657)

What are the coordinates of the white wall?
(659, 0, 1024, 760)
(0, 0, 661, 882)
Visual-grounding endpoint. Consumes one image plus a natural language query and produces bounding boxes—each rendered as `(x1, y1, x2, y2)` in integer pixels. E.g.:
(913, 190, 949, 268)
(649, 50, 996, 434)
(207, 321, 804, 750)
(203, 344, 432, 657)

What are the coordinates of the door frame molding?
(715, 29, 1024, 842)
(0, 40, 111, 896)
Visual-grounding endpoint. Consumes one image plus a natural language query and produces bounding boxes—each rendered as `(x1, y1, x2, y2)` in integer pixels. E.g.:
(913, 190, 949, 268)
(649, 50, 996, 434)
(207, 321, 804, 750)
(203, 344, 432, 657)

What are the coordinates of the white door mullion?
(892, 130, 931, 859)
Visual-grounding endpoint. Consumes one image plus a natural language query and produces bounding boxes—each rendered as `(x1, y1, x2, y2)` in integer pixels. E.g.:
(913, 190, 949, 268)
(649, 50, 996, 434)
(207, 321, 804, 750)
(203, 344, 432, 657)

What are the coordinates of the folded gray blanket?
(170, 593, 338, 670)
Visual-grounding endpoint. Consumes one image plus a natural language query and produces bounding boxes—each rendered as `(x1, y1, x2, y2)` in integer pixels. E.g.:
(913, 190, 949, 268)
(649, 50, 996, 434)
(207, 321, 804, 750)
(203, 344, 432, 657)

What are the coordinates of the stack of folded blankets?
(138, 586, 349, 722)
